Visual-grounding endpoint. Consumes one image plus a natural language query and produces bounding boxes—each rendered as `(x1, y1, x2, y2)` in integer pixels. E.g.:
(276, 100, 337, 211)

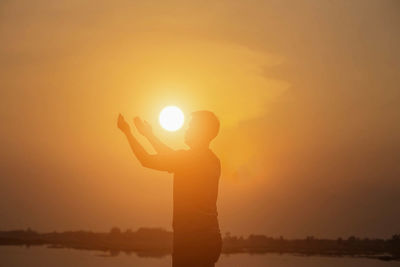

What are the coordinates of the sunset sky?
(1, 0, 399, 239)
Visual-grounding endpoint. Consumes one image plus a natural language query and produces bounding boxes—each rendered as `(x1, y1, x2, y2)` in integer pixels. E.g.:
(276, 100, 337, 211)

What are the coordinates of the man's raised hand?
(117, 114, 131, 134)
(134, 116, 153, 137)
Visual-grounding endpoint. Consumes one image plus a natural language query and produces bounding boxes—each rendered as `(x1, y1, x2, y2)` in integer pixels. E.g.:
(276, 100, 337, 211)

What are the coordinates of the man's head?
(184, 110, 220, 148)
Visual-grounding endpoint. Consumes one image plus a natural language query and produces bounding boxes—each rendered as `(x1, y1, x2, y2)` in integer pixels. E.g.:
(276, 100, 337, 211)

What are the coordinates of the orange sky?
(1, 0, 399, 238)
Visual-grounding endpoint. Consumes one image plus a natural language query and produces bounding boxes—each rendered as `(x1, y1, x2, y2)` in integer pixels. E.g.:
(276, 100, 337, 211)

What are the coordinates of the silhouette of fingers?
(134, 117, 142, 129)
(133, 116, 141, 126)
(117, 114, 124, 129)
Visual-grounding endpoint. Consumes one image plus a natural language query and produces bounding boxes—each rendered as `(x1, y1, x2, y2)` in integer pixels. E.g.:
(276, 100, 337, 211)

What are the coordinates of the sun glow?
(159, 106, 184, 131)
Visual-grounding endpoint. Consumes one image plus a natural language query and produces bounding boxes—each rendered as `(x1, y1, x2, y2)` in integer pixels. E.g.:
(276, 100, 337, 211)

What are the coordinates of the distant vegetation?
(0, 228, 399, 261)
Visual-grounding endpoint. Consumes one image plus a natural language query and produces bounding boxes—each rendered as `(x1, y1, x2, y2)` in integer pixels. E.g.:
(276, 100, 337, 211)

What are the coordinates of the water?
(0, 246, 398, 267)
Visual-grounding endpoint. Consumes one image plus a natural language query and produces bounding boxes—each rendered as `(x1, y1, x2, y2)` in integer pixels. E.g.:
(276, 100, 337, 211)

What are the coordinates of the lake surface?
(0, 246, 398, 267)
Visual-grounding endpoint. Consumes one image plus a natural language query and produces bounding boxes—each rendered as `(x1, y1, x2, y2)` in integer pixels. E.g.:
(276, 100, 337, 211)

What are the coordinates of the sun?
(159, 106, 185, 131)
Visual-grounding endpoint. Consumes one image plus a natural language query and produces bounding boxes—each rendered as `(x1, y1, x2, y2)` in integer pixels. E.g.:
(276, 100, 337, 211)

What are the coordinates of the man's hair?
(191, 110, 220, 141)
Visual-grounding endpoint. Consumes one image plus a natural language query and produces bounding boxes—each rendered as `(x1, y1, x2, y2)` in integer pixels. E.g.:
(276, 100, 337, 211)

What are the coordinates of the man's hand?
(117, 114, 131, 134)
(134, 116, 153, 137)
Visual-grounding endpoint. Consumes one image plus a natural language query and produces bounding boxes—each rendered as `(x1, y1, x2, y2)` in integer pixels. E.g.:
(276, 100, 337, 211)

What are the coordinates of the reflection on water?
(0, 246, 398, 267)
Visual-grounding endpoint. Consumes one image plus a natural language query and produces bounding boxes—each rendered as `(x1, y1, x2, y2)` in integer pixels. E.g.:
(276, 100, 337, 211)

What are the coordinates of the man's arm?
(118, 114, 170, 170)
(134, 117, 174, 154)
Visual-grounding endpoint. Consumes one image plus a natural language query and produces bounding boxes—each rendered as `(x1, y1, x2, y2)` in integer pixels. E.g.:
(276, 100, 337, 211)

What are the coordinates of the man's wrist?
(124, 129, 132, 136)
(146, 132, 155, 139)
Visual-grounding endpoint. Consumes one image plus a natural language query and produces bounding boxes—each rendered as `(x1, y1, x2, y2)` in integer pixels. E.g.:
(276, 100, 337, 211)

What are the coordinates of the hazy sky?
(1, 0, 399, 238)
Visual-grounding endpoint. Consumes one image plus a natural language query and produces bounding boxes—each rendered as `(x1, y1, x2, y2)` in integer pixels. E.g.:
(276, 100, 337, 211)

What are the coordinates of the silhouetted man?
(117, 111, 222, 267)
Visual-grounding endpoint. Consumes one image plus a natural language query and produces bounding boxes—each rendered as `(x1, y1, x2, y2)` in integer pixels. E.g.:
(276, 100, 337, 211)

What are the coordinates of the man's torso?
(171, 148, 221, 238)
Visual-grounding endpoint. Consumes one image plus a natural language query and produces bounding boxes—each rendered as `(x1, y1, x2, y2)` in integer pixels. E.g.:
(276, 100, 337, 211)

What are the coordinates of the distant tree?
(392, 234, 400, 241)
(225, 232, 231, 239)
(26, 227, 37, 234)
(110, 227, 121, 236)
(348, 236, 357, 243)
(110, 250, 120, 257)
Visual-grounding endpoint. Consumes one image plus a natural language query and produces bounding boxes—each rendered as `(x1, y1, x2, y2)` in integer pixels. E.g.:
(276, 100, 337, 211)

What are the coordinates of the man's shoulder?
(178, 148, 220, 164)
(209, 149, 220, 163)
(174, 149, 189, 155)
(203, 149, 221, 170)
